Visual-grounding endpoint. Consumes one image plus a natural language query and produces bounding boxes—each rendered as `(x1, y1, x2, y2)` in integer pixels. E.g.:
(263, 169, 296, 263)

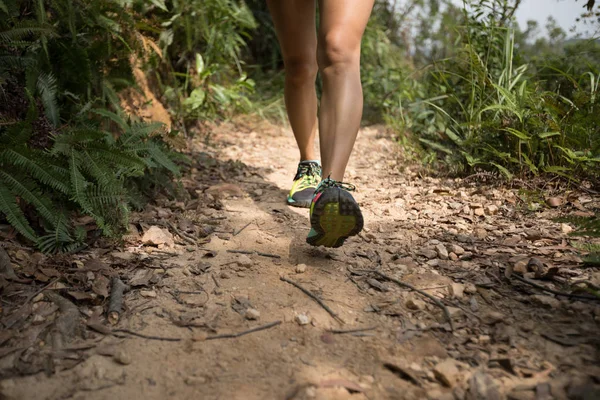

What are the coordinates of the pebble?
(474, 228, 488, 239)
(485, 205, 499, 215)
(449, 283, 465, 299)
(531, 294, 560, 309)
(113, 349, 132, 365)
(245, 308, 260, 320)
(433, 358, 461, 387)
(448, 244, 465, 255)
(464, 283, 477, 294)
(295, 264, 307, 273)
(295, 314, 310, 325)
(436, 244, 449, 260)
(418, 248, 438, 259)
(236, 254, 253, 268)
(474, 208, 485, 216)
(140, 290, 157, 298)
(560, 223, 573, 234)
(406, 298, 426, 310)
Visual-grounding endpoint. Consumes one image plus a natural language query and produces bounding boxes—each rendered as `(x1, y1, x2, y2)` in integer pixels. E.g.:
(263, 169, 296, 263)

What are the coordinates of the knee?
(317, 31, 360, 71)
(284, 57, 318, 86)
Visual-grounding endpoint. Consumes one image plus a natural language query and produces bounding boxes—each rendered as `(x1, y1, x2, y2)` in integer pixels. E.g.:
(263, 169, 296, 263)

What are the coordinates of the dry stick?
(108, 278, 130, 325)
(362, 270, 454, 331)
(233, 222, 252, 237)
(280, 276, 344, 324)
(206, 321, 282, 340)
(227, 249, 281, 259)
(166, 221, 197, 246)
(329, 326, 377, 335)
(113, 328, 181, 342)
(510, 274, 600, 301)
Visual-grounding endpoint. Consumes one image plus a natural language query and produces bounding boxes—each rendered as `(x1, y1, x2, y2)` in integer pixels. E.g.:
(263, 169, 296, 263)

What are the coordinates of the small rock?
(449, 283, 465, 299)
(449, 244, 465, 255)
(295, 314, 310, 325)
(482, 311, 505, 325)
(405, 298, 426, 310)
(236, 254, 253, 268)
(245, 308, 260, 320)
(464, 283, 477, 294)
(531, 294, 560, 308)
(113, 350, 132, 365)
(467, 370, 503, 400)
(295, 264, 307, 273)
(485, 205, 499, 215)
(478, 335, 491, 345)
(140, 290, 157, 298)
(418, 248, 438, 259)
(470, 297, 479, 312)
(449, 252, 459, 261)
(254, 189, 263, 196)
(185, 375, 207, 386)
(560, 223, 573, 234)
(433, 358, 461, 387)
(474, 228, 488, 239)
(546, 197, 562, 208)
(141, 226, 175, 247)
(474, 208, 485, 217)
(436, 244, 449, 260)
(220, 271, 230, 279)
(447, 307, 463, 319)
(110, 251, 135, 261)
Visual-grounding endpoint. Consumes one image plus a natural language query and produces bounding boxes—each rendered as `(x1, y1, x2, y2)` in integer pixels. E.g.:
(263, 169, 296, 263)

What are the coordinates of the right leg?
(266, 0, 318, 162)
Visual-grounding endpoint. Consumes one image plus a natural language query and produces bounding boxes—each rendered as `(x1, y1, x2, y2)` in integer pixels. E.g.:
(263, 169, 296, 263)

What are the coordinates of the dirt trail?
(2, 124, 600, 400)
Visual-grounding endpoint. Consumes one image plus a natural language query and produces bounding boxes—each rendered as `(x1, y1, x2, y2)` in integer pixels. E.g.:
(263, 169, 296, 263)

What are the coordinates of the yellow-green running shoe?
(287, 161, 322, 208)
(306, 177, 363, 248)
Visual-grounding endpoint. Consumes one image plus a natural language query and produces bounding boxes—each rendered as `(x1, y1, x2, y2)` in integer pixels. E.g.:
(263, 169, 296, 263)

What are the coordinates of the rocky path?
(2, 123, 599, 400)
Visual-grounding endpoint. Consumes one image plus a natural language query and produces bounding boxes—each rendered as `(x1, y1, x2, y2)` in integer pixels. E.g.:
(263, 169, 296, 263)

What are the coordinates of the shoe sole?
(307, 188, 363, 248)
(286, 196, 311, 209)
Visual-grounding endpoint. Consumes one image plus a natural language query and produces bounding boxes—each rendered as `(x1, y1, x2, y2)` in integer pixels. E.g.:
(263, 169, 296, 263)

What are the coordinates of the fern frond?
(1, 148, 70, 194)
(146, 142, 180, 176)
(37, 72, 59, 126)
(0, 22, 56, 42)
(0, 170, 57, 228)
(0, 180, 37, 242)
(37, 214, 76, 254)
(93, 108, 130, 132)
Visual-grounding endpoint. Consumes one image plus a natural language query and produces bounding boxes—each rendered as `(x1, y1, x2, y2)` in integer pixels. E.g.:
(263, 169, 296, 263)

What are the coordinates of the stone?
(449, 244, 465, 255)
(436, 244, 449, 260)
(474, 208, 485, 217)
(141, 226, 175, 247)
(113, 349, 132, 365)
(185, 375, 208, 386)
(236, 254, 253, 268)
(140, 290, 157, 298)
(560, 223, 573, 234)
(447, 307, 463, 319)
(467, 370, 503, 400)
(448, 283, 465, 299)
(418, 248, 438, 259)
(295, 314, 310, 325)
(449, 253, 459, 261)
(245, 308, 260, 320)
(295, 264, 307, 273)
(433, 358, 461, 387)
(464, 283, 477, 294)
(110, 251, 135, 261)
(482, 311, 505, 325)
(474, 228, 488, 239)
(485, 205, 499, 215)
(531, 294, 560, 309)
(406, 298, 426, 310)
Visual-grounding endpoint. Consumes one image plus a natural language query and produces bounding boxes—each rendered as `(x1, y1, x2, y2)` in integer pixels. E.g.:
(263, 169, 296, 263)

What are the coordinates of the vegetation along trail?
(3, 122, 599, 399)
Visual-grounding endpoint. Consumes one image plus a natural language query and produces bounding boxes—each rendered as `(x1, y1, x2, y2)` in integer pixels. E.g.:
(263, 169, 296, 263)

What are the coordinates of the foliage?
(0, 0, 180, 252)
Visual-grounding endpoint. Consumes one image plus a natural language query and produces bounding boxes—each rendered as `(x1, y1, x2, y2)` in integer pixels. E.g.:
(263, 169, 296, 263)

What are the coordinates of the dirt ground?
(1, 123, 599, 400)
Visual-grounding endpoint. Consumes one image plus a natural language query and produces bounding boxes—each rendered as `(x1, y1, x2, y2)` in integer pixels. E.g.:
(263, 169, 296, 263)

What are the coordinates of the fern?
(0, 170, 57, 228)
(0, 180, 37, 243)
(37, 72, 60, 126)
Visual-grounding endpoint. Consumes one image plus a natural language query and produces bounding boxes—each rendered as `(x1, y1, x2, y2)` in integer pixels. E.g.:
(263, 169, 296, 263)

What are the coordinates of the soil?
(1, 122, 599, 400)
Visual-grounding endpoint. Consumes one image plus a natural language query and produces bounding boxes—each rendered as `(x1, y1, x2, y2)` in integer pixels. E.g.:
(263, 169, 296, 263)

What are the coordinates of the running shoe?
(287, 161, 322, 208)
(306, 177, 363, 248)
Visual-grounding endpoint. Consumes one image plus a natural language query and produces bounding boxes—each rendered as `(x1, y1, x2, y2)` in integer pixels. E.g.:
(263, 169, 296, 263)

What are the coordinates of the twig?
(226, 249, 281, 259)
(108, 278, 130, 325)
(510, 274, 600, 301)
(233, 222, 252, 237)
(112, 328, 181, 342)
(211, 273, 220, 288)
(280, 276, 344, 324)
(167, 221, 197, 246)
(357, 270, 454, 331)
(329, 326, 377, 335)
(206, 320, 281, 340)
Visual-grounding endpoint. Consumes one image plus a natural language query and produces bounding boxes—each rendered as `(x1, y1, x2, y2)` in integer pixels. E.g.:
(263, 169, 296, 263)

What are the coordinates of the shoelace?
(294, 162, 321, 181)
(318, 176, 356, 192)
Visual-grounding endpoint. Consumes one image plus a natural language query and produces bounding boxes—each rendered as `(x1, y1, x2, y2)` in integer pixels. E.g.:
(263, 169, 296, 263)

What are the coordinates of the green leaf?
(0, 180, 37, 242)
(419, 138, 453, 155)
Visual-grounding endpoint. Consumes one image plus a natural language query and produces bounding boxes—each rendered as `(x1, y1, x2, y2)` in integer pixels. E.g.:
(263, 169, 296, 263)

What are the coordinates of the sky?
(515, 0, 587, 36)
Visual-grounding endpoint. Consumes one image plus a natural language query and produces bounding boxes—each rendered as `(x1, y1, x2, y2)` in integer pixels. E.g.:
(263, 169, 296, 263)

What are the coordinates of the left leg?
(317, 0, 374, 181)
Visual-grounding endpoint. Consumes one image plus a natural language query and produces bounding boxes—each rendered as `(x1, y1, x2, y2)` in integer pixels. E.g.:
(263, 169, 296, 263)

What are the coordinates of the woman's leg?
(317, 0, 374, 181)
(266, 0, 318, 162)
